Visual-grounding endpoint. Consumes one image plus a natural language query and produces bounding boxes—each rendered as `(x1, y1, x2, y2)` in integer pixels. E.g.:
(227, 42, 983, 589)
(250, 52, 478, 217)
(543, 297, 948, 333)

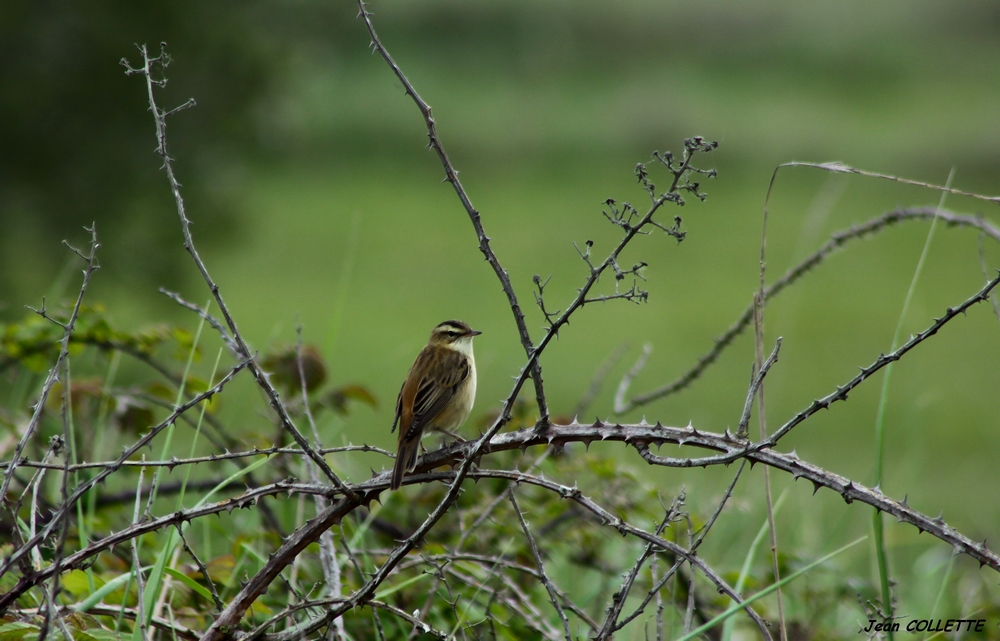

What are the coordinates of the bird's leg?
(434, 427, 468, 443)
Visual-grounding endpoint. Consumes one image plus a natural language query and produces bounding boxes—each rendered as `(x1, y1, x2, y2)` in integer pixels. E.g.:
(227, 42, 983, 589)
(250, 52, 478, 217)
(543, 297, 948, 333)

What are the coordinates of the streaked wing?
(400, 348, 469, 441)
(390, 383, 404, 433)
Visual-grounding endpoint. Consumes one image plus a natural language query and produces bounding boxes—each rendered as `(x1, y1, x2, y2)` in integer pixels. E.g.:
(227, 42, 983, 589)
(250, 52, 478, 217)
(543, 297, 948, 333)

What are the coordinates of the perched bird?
(390, 320, 481, 490)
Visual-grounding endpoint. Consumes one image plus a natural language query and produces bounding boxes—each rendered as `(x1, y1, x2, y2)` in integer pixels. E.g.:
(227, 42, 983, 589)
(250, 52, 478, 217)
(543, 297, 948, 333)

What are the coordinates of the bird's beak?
(468, 329, 483, 336)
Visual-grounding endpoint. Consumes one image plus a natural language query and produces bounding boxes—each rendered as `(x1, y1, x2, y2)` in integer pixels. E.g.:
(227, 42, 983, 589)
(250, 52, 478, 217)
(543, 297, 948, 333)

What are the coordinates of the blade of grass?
(676, 536, 866, 641)
(923, 554, 955, 641)
(193, 453, 274, 509)
(85, 349, 122, 569)
(177, 345, 224, 508)
(872, 168, 955, 634)
(134, 308, 208, 640)
(449, 537, 517, 638)
(721, 489, 789, 641)
(372, 572, 431, 601)
(239, 540, 267, 566)
(164, 567, 214, 602)
(324, 210, 362, 355)
(73, 568, 151, 613)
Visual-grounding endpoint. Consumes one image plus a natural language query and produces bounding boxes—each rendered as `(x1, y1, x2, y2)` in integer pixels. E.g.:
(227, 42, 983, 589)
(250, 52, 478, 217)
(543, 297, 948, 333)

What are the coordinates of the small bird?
(390, 320, 481, 490)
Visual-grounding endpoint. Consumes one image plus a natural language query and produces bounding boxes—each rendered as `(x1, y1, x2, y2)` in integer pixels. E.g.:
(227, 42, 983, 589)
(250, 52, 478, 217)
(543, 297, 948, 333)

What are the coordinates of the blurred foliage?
(0, 0, 359, 310)
(4, 0, 1000, 313)
(1, 304, 181, 374)
(262, 344, 329, 393)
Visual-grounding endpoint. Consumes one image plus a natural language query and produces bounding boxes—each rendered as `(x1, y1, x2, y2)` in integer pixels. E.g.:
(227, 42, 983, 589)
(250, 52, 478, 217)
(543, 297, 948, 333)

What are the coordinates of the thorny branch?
(508, 489, 572, 640)
(0, 359, 252, 608)
(356, 0, 552, 426)
(121, 43, 357, 503)
(1, 225, 100, 513)
(6, 412, 999, 631)
(594, 490, 684, 639)
(616, 206, 1000, 413)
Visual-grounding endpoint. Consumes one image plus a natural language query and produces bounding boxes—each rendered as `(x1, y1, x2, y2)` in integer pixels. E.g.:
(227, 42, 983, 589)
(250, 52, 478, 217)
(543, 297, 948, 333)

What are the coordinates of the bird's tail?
(390, 437, 420, 490)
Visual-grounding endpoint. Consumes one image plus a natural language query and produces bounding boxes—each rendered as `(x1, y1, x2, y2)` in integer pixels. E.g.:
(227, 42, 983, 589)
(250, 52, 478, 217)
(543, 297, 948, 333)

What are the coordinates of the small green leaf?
(373, 572, 430, 600)
(73, 569, 147, 613)
(75, 630, 120, 641)
(60, 570, 97, 598)
(164, 567, 214, 602)
(0, 622, 38, 641)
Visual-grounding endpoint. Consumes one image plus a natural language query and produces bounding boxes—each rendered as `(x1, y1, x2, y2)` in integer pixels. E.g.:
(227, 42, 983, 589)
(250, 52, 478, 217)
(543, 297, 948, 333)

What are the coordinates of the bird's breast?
(430, 355, 476, 432)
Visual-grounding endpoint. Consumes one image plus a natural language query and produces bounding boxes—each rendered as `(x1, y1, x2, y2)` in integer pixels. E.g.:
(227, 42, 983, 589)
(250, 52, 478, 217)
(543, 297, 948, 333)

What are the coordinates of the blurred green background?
(3, 0, 1000, 614)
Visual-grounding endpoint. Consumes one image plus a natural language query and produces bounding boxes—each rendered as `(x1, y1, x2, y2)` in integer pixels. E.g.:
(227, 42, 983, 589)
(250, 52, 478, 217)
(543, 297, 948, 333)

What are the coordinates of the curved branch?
(617, 207, 1000, 413)
(0, 226, 100, 509)
(123, 44, 356, 502)
(356, 0, 550, 424)
(3, 443, 393, 474)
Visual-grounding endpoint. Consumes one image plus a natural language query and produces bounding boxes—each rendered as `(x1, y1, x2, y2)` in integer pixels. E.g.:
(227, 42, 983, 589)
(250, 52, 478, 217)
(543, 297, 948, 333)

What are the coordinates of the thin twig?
(296, 326, 345, 641)
(160, 288, 239, 355)
(45, 357, 76, 636)
(508, 488, 572, 640)
(356, 0, 551, 426)
(398, 551, 599, 632)
(122, 44, 357, 502)
(617, 461, 746, 631)
(443, 564, 563, 640)
(736, 338, 781, 437)
(1, 225, 100, 512)
(414, 448, 552, 625)
(618, 206, 1000, 412)
(176, 523, 225, 613)
(0, 358, 250, 600)
(594, 491, 684, 639)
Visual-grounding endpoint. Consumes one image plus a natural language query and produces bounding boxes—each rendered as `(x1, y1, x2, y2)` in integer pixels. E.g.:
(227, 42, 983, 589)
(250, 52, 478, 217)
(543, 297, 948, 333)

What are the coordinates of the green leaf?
(61, 570, 99, 598)
(0, 622, 38, 641)
(373, 572, 430, 601)
(73, 568, 148, 613)
(75, 630, 120, 641)
(164, 567, 214, 602)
